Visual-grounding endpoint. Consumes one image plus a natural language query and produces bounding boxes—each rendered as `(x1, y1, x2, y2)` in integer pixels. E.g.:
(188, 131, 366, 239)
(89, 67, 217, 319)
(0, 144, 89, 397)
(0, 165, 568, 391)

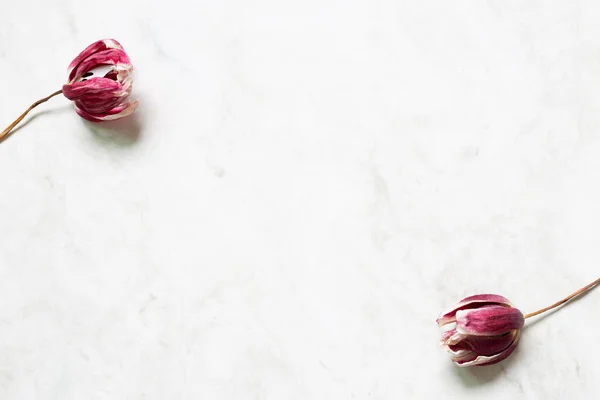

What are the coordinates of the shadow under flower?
(83, 112, 143, 147)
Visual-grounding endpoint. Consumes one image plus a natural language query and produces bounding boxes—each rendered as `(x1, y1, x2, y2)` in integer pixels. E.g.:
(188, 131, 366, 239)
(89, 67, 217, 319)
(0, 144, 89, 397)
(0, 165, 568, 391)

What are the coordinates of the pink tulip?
(1, 38, 140, 142)
(62, 39, 138, 122)
(437, 294, 524, 367)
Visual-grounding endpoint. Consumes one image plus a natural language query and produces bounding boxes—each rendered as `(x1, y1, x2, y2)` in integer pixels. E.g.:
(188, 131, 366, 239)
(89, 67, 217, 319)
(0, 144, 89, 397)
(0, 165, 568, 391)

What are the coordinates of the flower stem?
(0, 89, 63, 142)
(524, 276, 600, 319)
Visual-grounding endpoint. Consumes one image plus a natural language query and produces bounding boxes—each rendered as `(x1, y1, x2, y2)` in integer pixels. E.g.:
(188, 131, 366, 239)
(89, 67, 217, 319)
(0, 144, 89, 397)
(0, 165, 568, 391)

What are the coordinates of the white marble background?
(1, 1, 600, 398)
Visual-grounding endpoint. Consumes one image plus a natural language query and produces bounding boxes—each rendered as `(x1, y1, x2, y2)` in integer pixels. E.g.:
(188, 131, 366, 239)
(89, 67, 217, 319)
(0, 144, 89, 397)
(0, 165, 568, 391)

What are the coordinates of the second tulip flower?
(437, 294, 524, 367)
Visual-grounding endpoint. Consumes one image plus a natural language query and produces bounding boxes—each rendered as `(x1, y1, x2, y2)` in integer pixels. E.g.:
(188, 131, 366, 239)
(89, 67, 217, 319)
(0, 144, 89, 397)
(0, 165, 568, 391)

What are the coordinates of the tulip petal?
(74, 101, 139, 122)
(63, 78, 123, 100)
(444, 330, 517, 356)
(68, 49, 131, 83)
(451, 350, 479, 365)
(65, 39, 138, 122)
(437, 294, 513, 327)
(456, 332, 520, 367)
(467, 331, 517, 357)
(456, 305, 524, 336)
(441, 331, 479, 360)
(440, 329, 455, 343)
(67, 39, 124, 80)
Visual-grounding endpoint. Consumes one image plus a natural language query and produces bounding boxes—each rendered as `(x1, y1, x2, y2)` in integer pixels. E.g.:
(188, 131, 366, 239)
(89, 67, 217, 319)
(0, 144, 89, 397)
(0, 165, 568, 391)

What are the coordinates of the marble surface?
(1, 1, 600, 398)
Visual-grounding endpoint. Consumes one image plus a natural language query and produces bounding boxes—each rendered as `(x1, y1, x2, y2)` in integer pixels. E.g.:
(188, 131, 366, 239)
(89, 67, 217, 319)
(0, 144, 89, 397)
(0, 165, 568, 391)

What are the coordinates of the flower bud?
(63, 39, 138, 122)
(437, 294, 524, 367)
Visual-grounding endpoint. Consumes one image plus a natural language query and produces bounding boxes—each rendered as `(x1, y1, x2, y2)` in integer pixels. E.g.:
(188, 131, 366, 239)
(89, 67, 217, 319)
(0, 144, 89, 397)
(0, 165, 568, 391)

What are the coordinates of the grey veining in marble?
(1, 1, 600, 398)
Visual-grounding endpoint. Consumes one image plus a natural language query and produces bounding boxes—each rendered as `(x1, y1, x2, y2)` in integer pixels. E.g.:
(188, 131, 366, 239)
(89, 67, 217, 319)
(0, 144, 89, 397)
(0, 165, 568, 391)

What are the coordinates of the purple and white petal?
(456, 306, 524, 336)
(437, 294, 513, 327)
(75, 101, 139, 122)
(456, 332, 520, 367)
(67, 39, 125, 80)
(68, 49, 131, 83)
(444, 330, 517, 356)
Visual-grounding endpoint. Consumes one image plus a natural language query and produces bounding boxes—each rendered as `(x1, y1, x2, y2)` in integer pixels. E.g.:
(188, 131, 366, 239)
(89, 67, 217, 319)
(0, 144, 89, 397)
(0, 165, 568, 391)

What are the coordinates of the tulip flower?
(1, 39, 138, 142)
(438, 277, 600, 367)
(437, 294, 524, 367)
(63, 39, 138, 122)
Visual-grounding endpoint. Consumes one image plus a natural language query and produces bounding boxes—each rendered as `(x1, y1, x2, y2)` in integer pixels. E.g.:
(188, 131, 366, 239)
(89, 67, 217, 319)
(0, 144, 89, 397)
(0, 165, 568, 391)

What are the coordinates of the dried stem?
(0, 89, 63, 142)
(524, 276, 600, 319)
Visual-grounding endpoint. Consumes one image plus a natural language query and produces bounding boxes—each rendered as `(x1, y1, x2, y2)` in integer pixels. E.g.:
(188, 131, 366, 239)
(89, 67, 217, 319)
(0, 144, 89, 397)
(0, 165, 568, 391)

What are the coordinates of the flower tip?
(435, 315, 449, 327)
(102, 38, 123, 49)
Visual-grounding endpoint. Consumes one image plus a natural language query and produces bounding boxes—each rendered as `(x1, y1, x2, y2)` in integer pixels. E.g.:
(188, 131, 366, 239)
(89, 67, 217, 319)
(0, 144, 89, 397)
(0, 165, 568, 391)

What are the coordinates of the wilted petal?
(440, 329, 456, 343)
(449, 349, 478, 364)
(99, 101, 138, 121)
(448, 330, 517, 356)
(63, 78, 127, 115)
(442, 331, 476, 358)
(437, 294, 513, 327)
(456, 332, 520, 367)
(465, 331, 517, 356)
(441, 335, 474, 361)
(67, 39, 125, 80)
(63, 78, 123, 101)
(68, 49, 131, 83)
(75, 101, 138, 122)
(456, 305, 524, 336)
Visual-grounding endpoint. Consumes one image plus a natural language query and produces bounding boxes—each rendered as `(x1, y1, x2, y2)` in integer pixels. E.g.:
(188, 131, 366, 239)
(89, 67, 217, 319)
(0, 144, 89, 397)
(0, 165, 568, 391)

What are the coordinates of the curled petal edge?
(74, 101, 139, 122)
(455, 332, 521, 367)
(67, 39, 124, 79)
(437, 294, 513, 327)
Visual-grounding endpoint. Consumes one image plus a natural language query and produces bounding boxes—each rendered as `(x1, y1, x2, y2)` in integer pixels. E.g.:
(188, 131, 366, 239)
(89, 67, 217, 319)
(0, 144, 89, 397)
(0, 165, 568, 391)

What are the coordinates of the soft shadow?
(0, 105, 71, 143)
(83, 112, 143, 147)
(451, 347, 520, 386)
